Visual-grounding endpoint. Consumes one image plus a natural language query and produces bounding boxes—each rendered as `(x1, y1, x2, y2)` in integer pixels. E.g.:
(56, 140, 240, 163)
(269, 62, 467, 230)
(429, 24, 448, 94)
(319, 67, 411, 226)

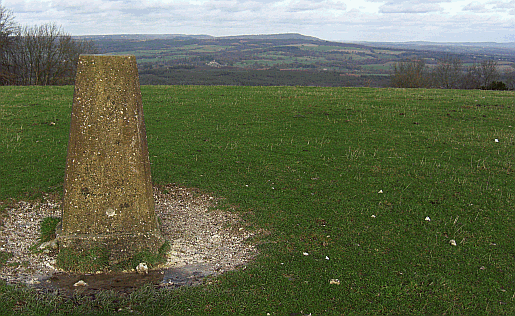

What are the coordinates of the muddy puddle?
(33, 263, 215, 297)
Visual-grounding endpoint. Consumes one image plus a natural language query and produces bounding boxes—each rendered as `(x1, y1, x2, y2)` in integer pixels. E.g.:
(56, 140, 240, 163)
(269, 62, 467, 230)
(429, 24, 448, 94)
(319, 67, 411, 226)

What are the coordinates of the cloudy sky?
(2, 0, 515, 42)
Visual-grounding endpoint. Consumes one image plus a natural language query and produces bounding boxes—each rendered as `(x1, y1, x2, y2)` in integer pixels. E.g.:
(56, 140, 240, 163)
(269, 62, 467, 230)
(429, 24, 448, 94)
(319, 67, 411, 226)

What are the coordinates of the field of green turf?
(1, 86, 514, 315)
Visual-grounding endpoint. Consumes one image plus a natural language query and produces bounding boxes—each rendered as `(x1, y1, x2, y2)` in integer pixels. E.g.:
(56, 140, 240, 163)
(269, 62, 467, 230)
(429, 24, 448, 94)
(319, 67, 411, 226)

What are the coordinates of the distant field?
(1, 86, 515, 314)
(361, 63, 395, 71)
(91, 37, 515, 88)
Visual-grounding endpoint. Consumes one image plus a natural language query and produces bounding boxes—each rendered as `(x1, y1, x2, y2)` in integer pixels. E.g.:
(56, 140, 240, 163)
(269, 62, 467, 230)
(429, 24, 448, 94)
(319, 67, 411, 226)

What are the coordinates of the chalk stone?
(60, 55, 164, 264)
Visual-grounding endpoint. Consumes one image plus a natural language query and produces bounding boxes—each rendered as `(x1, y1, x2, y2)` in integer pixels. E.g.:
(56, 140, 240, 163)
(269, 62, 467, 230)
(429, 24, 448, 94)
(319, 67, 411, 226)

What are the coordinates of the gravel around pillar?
(59, 55, 164, 268)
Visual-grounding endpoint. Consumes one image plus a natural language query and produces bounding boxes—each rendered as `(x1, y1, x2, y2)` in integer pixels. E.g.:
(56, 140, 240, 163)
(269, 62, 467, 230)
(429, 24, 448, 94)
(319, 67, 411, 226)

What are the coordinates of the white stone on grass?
(74, 280, 88, 287)
(136, 262, 149, 274)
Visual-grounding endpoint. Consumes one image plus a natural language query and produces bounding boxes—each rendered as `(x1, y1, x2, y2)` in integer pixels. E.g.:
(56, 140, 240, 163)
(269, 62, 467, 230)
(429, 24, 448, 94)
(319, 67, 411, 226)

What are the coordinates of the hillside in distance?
(356, 41, 515, 58)
(75, 33, 319, 41)
(86, 33, 515, 87)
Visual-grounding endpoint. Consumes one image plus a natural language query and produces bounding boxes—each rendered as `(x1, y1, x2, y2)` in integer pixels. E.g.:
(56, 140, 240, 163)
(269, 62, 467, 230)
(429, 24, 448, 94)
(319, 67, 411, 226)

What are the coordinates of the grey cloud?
(204, 0, 265, 13)
(490, 0, 515, 9)
(119, 8, 164, 16)
(380, 2, 444, 13)
(286, 1, 327, 12)
(4, 0, 515, 42)
(285, 0, 346, 13)
(5, 0, 50, 14)
(367, 0, 450, 3)
(462, 2, 489, 12)
(238, 0, 279, 3)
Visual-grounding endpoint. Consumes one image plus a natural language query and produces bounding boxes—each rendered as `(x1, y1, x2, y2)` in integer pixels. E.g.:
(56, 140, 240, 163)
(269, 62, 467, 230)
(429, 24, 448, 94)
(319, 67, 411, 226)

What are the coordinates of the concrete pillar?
(60, 55, 164, 265)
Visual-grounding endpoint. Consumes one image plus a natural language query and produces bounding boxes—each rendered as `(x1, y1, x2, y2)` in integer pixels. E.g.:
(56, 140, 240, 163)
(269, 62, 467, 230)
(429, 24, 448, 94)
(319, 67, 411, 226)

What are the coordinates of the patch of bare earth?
(0, 185, 257, 289)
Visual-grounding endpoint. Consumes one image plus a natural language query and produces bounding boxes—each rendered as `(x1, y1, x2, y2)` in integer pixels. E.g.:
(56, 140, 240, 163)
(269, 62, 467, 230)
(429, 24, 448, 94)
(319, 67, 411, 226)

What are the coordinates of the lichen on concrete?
(59, 54, 164, 266)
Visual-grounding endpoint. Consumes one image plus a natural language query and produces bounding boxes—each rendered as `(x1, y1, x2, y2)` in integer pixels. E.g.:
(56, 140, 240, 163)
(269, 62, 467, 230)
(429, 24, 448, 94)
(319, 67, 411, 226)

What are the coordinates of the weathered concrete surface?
(60, 54, 164, 265)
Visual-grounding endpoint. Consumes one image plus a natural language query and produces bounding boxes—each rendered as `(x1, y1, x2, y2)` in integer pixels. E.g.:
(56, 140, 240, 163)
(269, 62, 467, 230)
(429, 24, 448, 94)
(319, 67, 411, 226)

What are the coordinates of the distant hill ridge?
(74, 33, 322, 41)
(218, 33, 321, 41)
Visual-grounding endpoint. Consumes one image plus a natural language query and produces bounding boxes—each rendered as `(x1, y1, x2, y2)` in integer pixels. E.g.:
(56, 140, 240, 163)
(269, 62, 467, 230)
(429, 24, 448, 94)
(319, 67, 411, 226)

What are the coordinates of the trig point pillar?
(60, 54, 163, 265)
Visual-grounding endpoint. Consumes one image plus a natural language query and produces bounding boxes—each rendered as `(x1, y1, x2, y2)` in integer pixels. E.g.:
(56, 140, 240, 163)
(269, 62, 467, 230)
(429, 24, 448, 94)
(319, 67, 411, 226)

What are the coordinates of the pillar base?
(57, 230, 165, 271)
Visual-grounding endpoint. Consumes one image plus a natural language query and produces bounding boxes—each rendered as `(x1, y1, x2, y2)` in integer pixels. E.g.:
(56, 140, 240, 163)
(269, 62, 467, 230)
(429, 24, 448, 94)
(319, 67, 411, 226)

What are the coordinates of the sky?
(2, 0, 515, 42)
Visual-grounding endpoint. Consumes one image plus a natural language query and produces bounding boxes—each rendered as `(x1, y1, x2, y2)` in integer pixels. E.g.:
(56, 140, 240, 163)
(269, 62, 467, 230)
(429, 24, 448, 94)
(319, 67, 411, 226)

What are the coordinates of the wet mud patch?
(35, 263, 214, 297)
(0, 185, 258, 295)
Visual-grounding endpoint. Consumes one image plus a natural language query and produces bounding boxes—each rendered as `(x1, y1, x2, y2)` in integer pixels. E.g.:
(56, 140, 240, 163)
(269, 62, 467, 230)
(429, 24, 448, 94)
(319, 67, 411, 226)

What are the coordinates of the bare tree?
(390, 59, 428, 88)
(10, 23, 97, 85)
(391, 56, 501, 90)
(479, 60, 499, 88)
(433, 55, 463, 89)
(6, 23, 97, 85)
(504, 66, 515, 90)
(461, 63, 481, 89)
(461, 60, 499, 89)
(0, 5, 18, 85)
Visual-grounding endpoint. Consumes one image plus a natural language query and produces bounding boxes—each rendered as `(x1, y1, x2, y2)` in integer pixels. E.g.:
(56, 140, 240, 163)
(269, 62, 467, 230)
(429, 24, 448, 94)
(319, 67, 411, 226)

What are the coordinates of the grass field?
(1, 85, 514, 315)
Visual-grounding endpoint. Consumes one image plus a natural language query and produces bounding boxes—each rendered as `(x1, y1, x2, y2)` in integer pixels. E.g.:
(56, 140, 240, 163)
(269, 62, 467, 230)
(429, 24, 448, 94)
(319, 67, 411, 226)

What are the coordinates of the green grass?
(56, 247, 111, 273)
(56, 241, 170, 273)
(300, 45, 369, 52)
(39, 217, 61, 243)
(0, 251, 13, 267)
(1, 85, 515, 314)
(361, 63, 394, 71)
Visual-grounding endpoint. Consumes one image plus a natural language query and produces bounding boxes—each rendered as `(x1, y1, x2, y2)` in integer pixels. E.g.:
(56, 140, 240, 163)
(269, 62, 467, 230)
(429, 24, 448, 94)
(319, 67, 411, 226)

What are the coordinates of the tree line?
(390, 56, 511, 90)
(0, 6, 97, 86)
